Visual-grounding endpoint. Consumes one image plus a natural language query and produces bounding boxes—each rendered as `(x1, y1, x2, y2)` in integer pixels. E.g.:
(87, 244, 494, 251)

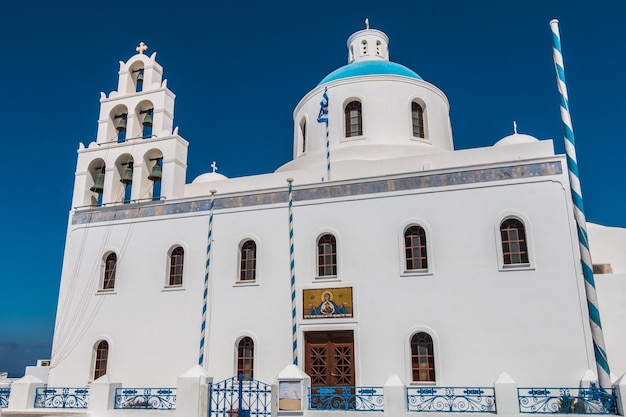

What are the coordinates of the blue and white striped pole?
(551, 19, 611, 388)
(199, 190, 217, 367)
(317, 87, 331, 181)
(287, 178, 297, 365)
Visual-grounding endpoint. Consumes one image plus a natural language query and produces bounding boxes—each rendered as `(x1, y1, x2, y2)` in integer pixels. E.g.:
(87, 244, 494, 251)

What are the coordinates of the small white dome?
(494, 133, 539, 147)
(192, 172, 228, 183)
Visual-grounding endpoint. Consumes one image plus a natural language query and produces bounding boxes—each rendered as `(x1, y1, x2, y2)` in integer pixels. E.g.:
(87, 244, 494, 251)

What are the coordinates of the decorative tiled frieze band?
(73, 161, 562, 224)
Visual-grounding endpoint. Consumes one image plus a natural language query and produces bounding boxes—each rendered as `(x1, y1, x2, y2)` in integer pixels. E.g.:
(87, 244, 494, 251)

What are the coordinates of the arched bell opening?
(114, 154, 134, 204)
(86, 159, 106, 207)
(129, 62, 145, 93)
(109, 104, 129, 143)
(126, 59, 147, 94)
(135, 100, 154, 139)
(142, 149, 164, 202)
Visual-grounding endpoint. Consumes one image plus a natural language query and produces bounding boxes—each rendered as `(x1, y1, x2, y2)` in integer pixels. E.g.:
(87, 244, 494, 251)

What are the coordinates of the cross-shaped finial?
(136, 42, 148, 54)
(211, 161, 218, 173)
(513, 120, 518, 134)
(365, 18, 369, 29)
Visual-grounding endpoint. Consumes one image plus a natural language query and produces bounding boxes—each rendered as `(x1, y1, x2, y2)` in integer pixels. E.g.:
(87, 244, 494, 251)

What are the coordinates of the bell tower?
(71, 42, 188, 208)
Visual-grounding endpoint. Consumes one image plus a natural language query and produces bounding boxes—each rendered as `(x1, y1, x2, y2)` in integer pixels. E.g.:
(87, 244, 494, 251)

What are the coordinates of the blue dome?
(318, 60, 422, 85)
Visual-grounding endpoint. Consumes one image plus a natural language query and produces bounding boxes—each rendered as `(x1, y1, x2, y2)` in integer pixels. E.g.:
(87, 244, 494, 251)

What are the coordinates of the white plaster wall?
(586, 223, 626, 381)
(291, 177, 591, 386)
(596, 273, 626, 382)
(291, 76, 453, 164)
(52, 156, 598, 389)
(588, 223, 626, 274)
(49, 214, 209, 387)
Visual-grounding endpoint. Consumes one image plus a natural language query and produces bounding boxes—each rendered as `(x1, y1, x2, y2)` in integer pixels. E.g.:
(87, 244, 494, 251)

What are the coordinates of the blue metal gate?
(209, 375, 272, 417)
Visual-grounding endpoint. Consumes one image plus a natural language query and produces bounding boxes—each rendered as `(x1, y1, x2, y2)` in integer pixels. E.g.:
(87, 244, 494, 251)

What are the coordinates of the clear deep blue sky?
(1, 1, 624, 376)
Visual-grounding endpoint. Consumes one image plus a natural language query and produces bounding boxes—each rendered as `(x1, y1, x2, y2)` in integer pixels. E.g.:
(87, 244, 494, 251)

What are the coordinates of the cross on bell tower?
(136, 42, 148, 54)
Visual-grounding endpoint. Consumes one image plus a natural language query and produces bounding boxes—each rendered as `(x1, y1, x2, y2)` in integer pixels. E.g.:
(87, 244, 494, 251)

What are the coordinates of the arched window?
(317, 234, 337, 277)
(237, 337, 254, 378)
(240, 240, 257, 281)
(361, 40, 368, 55)
(345, 101, 362, 137)
(404, 226, 428, 271)
(500, 218, 529, 265)
(300, 119, 307, 154)
(410, 332, 435, 382)
(168, 247, 184, 286)
(94, 340, 109, 380)
(102, 253, 117, 290)
(412, 102, 425, 138)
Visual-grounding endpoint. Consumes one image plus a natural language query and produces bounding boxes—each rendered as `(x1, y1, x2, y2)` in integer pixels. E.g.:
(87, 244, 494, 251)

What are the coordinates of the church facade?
(37, 24, 626, 415)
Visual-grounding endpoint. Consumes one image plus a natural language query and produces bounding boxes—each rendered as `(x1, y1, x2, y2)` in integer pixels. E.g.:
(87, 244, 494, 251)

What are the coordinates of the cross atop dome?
(365, 18, 369, 29)
(136, 42, 148, 54)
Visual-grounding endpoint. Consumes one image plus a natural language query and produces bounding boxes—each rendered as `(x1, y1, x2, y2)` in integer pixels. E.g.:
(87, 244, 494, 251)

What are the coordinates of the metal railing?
(0, 388, 10, 408)
(518, 387, 618, 414)
(209, 375, 272, 417)
(34, 387, 89, 408)
(308, 386, 384, 411)
(407, 387, 496, 413)
(114, 387, 176, 410)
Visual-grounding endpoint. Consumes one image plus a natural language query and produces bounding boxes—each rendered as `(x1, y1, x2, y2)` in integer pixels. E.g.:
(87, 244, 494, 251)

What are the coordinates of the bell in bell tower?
(71, 42, 188, 209)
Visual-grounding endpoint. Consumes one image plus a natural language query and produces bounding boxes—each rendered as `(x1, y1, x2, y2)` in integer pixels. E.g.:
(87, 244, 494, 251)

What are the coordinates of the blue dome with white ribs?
(318, 60, 422, 86)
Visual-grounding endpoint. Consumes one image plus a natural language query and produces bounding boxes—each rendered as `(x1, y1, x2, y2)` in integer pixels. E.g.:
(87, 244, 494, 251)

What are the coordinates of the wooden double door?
(304, 330, 355, 387)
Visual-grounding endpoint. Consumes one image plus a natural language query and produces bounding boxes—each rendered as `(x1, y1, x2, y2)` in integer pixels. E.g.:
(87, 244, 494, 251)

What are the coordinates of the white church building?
(4, 24, 626, 417)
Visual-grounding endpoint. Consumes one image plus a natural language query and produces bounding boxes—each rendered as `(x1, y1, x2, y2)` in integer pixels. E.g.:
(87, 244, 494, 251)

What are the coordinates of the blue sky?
(1, 1, 624, 376)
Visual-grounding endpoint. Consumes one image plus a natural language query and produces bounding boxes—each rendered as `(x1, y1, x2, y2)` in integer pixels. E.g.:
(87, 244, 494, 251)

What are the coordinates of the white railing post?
(276, 364, 309, 415)
(383, 374, 405, 417)
(494, 372, 520, 416)
(176, 365, 211, 417)
(89, 374, 121, 413)
(7, 375, 44, 410)
(614, 372, 626, 416)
